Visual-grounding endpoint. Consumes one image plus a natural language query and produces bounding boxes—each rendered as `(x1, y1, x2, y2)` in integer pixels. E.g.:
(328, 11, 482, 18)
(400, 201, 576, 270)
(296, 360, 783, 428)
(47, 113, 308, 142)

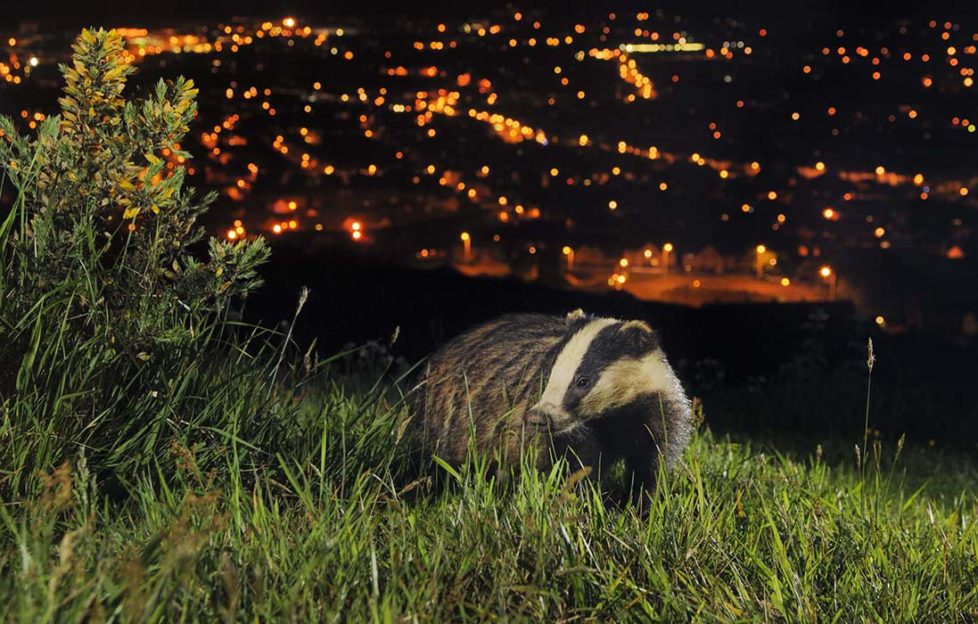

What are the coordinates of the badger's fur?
(408, 309, 693, 496)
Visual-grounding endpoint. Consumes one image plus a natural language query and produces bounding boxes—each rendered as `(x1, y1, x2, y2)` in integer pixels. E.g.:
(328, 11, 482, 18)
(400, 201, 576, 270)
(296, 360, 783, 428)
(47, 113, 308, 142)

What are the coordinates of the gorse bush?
(0, 28, 268, 355)
(0, 28, 270, 495)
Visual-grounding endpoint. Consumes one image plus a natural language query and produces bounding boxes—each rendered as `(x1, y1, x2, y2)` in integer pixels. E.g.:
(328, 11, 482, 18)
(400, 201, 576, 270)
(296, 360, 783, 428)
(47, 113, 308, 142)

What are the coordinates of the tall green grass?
(2, 341, 978, 622)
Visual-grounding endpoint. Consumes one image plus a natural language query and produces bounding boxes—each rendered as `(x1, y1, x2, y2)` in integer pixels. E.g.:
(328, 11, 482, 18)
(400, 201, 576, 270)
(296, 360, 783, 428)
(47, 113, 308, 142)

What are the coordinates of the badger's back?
(410, 313, 569, 464)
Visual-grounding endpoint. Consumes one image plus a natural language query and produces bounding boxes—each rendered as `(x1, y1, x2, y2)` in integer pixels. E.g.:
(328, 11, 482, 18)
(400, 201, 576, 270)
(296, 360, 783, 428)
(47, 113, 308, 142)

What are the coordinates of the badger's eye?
(576, 376, 589, 388)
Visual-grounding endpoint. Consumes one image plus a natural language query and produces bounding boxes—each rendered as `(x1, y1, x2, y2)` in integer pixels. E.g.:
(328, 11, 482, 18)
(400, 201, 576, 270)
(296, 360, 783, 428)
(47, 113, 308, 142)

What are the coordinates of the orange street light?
(755, 244, 767, 279)
(819, 265, 837, 300)
(662, 242, 673, 274)
(562, 245, 575, 270)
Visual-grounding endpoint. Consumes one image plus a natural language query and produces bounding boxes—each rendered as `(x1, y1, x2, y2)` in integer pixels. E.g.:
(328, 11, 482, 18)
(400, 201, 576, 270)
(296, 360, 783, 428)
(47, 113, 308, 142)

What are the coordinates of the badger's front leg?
(615, 412, 664, 512)
(550, 425, 602, 475)
(583, 409, 658, 510)
(624, 442, 659, 512)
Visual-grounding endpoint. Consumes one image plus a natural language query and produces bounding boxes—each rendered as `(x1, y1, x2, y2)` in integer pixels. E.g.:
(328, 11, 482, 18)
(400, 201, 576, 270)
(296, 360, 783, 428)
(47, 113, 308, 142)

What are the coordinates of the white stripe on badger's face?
(578, 349, 682, 416)
(532, 318, 617, 422)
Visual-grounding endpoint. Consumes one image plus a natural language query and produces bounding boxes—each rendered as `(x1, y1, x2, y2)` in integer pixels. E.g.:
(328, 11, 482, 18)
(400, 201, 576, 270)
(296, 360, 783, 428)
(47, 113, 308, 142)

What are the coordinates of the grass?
(2, 334, 978, 622)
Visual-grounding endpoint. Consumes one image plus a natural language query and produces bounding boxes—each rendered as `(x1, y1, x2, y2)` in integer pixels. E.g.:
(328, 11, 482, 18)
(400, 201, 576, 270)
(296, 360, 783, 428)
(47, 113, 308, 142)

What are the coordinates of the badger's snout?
(526, 401, 575, 431)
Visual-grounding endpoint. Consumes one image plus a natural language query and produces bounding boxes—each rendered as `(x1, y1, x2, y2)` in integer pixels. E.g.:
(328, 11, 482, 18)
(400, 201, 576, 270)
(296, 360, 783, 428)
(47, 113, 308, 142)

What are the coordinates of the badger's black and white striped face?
(529, 310, 686, 433)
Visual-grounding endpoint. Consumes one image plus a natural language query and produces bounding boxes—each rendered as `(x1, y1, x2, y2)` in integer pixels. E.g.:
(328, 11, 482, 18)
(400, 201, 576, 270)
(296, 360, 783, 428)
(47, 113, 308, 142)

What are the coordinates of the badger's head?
(527, 309, 692, 466)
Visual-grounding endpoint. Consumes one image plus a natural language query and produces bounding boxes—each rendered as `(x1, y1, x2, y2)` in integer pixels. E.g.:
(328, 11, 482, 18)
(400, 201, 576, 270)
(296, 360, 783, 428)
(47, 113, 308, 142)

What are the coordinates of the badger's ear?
(565, 308, 586, 326)
(618, 319, 658, 349)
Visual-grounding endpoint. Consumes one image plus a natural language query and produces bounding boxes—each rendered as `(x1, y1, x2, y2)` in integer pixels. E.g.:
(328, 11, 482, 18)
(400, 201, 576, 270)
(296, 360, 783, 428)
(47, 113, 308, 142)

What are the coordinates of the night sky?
(5, 0, 973, 29)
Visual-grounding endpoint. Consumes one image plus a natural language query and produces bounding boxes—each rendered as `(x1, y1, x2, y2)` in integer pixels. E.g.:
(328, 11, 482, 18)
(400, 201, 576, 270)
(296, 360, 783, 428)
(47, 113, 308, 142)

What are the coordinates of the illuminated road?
(569, 267, 828, 307)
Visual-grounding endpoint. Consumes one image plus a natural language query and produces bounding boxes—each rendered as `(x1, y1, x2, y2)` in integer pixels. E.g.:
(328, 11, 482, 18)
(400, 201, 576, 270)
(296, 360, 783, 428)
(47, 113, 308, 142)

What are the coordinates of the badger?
(408, 309, 693, 498)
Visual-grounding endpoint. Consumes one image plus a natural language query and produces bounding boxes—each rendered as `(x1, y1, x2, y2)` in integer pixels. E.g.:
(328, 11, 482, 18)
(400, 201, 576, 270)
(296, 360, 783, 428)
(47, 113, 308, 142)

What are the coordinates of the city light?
(21, 12, 968, 315)
(755, 245, 768, 279)
(621, 42, 705, 53)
